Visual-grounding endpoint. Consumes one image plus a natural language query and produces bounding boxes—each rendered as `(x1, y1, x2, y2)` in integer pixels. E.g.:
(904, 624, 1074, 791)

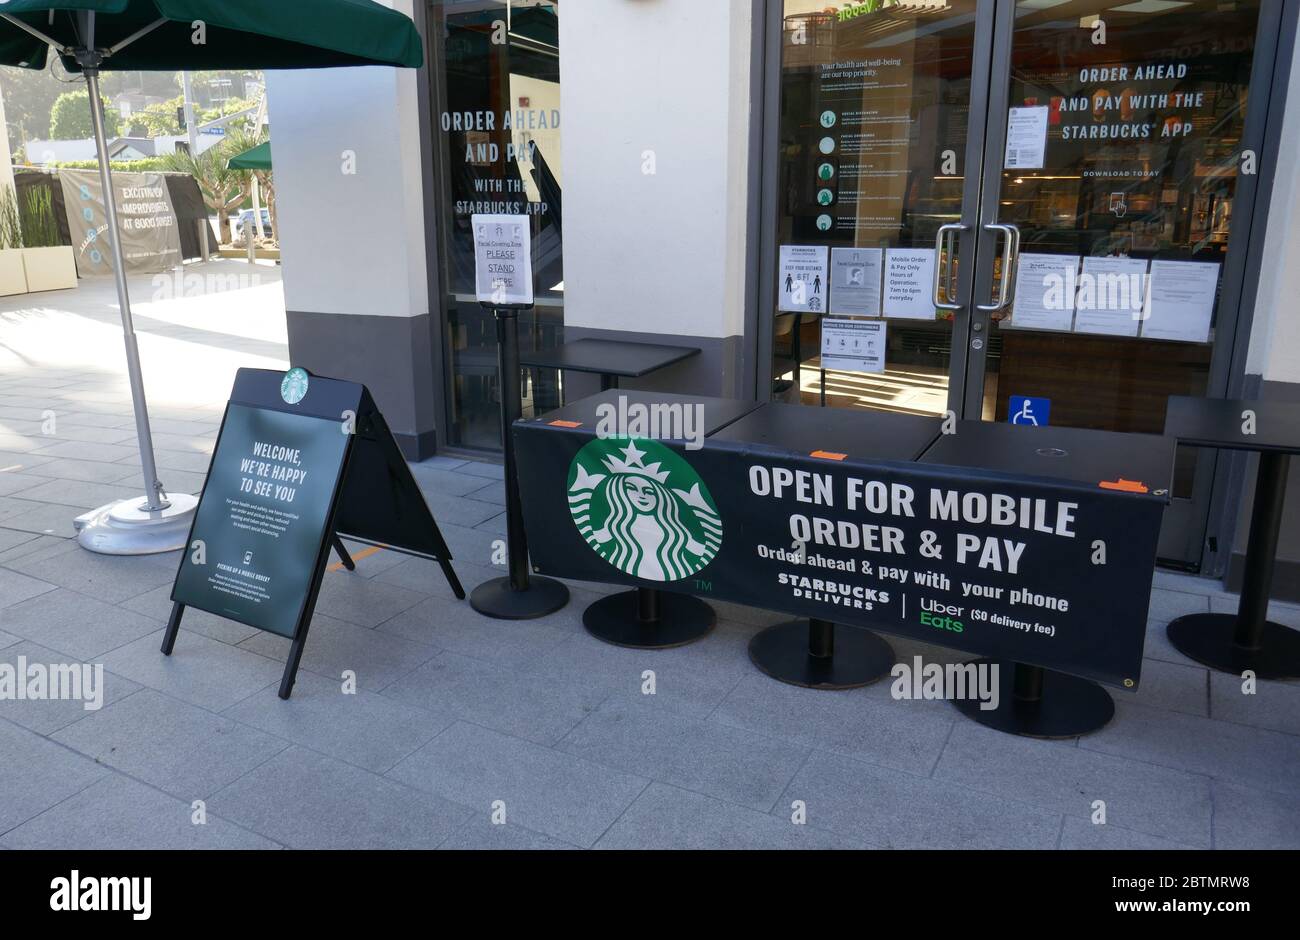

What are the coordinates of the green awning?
(228, 140, 271, 171)
(0, 0, 423, 71)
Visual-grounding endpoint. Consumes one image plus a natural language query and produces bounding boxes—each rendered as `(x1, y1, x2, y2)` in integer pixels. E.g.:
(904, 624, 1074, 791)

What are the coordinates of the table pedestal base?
(1167, 613, 1300, 679)
(952, 659, 1113, 738)
(748, 618, 894, 690)
(470, 575, 569, 620)
(583, 588, 715, 649)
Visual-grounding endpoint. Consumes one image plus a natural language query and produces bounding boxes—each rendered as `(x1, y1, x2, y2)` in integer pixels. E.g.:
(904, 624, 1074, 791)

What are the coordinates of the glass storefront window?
(429, 0, 563, 450)
(986, 0, 1261, 503)
(769, 0, 1269, 564)
(773, 0, 981, 415)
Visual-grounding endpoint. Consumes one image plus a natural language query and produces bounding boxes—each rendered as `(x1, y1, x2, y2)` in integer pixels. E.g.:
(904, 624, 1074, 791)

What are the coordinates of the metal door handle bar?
(977, 223, 1019, 312)
(932, 222, 967, 311)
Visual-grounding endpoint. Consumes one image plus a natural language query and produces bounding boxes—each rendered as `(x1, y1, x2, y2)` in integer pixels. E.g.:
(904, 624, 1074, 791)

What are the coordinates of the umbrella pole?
(73, 52, 197, 555)
(84, 66, 167, 513)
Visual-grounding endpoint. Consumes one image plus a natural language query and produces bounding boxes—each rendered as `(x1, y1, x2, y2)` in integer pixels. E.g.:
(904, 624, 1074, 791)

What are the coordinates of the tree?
(160, 142, 249, 245)
(134, 95, 184, 136)
(224, 128, 275, 243)
(1, 65, 65, 151)
(49, 89, 121, 139)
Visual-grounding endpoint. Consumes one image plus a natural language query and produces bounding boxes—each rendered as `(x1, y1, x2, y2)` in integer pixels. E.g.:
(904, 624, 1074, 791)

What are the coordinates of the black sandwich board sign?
(514, 410, 1170, 690)
(163, 367, 463, 699)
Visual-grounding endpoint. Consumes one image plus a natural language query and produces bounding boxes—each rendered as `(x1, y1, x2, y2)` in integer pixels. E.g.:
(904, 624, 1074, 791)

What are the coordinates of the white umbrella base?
(75, 494, 199, 555)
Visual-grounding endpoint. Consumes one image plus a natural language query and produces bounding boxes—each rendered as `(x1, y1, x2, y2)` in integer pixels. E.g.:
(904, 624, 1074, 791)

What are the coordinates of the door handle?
(977, 223, 1019, 312)
(932, 223, 966, 311)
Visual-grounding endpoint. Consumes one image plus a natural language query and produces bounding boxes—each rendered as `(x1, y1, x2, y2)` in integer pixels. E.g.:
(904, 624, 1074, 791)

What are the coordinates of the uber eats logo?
(568, 438, 721, 582)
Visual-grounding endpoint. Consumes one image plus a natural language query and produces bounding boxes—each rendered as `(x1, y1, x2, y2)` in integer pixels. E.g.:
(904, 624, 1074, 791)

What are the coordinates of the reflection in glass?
(430, 0, 563, 450)
(989, 0, 1260, 498)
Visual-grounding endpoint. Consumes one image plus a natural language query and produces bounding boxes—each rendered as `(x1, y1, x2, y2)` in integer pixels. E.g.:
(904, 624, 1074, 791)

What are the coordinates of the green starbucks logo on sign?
(568, 438, 722, 582)
(280, 368, 310, 405)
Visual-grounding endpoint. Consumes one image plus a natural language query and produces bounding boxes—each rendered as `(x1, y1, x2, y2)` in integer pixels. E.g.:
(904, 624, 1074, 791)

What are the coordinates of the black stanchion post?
(470, 305, 570, 620)
(583, 584, 716, 649)
(1167, 451, 1300, 677)
(747, 617, 894, 690)
(637, 587, 659, 622)
(952, 659, 1114, 739)
(808, 618, 834, 659)
(1236, 452, 1288, 649)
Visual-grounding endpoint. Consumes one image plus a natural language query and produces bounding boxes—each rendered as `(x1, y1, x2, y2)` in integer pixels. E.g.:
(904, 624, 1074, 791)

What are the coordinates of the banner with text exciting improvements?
(59, 168, 182, 277)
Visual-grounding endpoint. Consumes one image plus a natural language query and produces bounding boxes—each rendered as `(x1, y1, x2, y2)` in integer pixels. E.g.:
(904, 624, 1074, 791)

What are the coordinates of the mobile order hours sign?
(472, 213, 533, 306)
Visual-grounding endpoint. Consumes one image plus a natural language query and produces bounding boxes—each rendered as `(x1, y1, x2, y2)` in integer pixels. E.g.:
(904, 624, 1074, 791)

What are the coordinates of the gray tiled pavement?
(0, 265, 1298, 849)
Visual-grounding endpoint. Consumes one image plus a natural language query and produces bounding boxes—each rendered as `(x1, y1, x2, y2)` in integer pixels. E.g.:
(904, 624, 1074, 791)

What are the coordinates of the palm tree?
(223, 128, 275, 243)
(160, 144, 248, 245)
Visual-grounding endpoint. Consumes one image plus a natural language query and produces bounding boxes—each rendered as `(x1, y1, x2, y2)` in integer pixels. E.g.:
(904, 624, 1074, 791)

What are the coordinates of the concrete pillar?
(264, 1, 438, 459)
(558, 0, 756, 400)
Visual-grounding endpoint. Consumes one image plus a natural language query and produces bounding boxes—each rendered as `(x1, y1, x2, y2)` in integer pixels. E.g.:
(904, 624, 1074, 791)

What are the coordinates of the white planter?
(21, 246, 78, 293)
(0, 249, 27, 296)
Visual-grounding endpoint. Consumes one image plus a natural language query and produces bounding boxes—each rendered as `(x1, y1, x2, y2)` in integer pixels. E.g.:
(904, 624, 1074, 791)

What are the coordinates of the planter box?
(21, 246, 78, 293)
(0, 249, 28, 297)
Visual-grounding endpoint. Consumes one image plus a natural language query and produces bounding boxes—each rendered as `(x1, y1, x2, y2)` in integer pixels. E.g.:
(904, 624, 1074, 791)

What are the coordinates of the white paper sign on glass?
(1004, 106, 1048, 171)
(883, 248, 937, 321)
(1010, 253, 1080, 332)
(778, 245, 830, 313)
(1142, 260, 1220, 344)
(1074, 256, 1148, 337)
(829, 247, 883, 317)
(472, 214, 533, 305)
(821, 318, 886, 374)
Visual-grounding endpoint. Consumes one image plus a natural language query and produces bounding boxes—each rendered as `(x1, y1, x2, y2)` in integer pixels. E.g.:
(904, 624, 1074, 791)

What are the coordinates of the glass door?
(969, 0, 1274, 566)
(764, 0, 997, 417)
(762, 0, 1281, 569)
(428, 0, 564, 451)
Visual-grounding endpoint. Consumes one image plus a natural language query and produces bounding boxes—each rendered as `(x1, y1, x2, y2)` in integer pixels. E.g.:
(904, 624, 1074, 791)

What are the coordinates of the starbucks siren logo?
(280, 367, 309, 405)
(568, 438, 721, 582)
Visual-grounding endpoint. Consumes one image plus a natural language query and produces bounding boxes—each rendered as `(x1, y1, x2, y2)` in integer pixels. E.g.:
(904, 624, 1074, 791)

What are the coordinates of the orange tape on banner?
(810, 450, 848, 461)
(548, 420, 583, 428)
(1099, 478, 1148, 494)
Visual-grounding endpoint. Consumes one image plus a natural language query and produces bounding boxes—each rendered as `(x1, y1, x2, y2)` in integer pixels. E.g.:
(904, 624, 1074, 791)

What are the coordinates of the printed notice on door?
(779, 245, 830, 313)
(884, 249, 937, 320)
(1073, 256, 1148, 338)
(829, 248, 883, 317)
(1004, 106, 1048, 170)
(1010, 254, 1080, 332)
(1141, 260, 1219, 344)
(821, 318, 886, 374)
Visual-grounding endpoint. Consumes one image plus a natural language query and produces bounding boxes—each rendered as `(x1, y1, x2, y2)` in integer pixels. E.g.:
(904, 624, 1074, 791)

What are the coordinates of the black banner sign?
(515, 420, 1165, 688)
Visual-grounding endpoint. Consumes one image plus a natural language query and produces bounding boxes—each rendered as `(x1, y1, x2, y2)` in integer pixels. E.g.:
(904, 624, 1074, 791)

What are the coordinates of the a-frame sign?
(163, 368, 463, 699)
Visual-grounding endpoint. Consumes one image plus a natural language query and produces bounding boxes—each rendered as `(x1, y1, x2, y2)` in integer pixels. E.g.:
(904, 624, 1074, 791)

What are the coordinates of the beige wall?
(559, 0, 754, 340)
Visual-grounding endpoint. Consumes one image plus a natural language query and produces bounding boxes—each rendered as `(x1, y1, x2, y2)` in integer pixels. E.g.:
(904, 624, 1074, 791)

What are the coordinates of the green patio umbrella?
(227, 140, 271, 172)
(0, 2, 422, 554)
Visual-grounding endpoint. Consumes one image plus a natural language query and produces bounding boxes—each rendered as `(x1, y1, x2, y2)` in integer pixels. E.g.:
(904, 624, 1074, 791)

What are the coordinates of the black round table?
(920, 420, 1176, 736)
(711, 403, 943, 689)
(1162, 397, 1300, 679)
